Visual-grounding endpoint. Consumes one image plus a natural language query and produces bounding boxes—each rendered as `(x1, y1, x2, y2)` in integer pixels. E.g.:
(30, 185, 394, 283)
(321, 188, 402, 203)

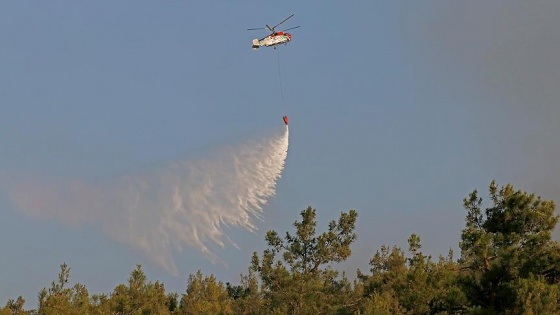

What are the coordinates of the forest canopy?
(2, 181, 560, 314)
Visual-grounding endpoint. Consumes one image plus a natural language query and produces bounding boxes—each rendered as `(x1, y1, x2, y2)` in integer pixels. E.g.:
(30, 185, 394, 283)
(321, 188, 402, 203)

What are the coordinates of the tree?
(357, 243, 412, 315)
(251, 206, 359, 314)
(0, 296, 30, 315)
(427, 251, 467, 314)
(178, 270, 233, 314)
(358, 235, 467, 315)
(36, 263, 83, 315)
(107, 264, 172, 315)
(460, 181, 560, 313)
(226, 270, 262, 314)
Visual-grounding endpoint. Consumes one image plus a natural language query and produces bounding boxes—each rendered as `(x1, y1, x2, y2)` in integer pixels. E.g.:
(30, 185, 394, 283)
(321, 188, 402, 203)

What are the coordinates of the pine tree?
(459, 181, 560, 313)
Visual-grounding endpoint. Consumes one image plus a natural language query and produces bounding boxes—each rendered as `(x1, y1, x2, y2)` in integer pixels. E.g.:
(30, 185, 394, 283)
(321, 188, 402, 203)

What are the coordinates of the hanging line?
(276, 48, 285, 103)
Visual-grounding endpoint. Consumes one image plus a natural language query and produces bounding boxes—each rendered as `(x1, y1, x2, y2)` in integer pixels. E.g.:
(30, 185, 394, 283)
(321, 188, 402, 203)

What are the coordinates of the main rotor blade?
(272, 14, 294, 30)
(266, 24, 274, 32)
(282, 26, 300, 32)
(247, 27, 265, 31)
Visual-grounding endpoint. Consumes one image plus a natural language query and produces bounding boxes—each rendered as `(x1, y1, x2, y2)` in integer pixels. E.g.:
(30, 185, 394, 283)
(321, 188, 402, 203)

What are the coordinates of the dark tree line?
(2, 181, 559, 314)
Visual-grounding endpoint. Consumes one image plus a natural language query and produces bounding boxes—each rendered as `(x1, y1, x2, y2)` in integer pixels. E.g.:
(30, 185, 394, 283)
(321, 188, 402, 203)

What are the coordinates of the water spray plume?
(6, 126, 289, 274)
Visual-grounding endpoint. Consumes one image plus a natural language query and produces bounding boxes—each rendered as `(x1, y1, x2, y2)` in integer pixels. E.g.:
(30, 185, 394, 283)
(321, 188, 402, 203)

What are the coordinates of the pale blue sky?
(2, 1, 560, 305)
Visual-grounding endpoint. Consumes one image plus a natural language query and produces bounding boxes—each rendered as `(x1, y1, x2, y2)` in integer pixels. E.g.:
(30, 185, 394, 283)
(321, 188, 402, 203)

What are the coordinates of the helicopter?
(247, 14, 300, 50)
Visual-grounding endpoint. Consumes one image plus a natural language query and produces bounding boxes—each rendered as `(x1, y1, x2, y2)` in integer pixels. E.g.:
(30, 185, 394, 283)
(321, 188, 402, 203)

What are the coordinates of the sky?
(2, 0, 560, 305)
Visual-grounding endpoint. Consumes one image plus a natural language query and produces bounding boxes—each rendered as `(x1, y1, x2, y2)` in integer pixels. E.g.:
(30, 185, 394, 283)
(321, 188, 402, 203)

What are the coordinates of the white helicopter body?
(248, 14, 299, 50)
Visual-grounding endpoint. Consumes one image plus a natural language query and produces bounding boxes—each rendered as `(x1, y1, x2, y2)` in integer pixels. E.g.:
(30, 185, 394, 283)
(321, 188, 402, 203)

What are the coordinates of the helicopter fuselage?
(252, 32, 292, 49)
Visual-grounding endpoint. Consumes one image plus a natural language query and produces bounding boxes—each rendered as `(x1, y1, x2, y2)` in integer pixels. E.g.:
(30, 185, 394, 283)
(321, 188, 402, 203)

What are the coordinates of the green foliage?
(358, 235, 466, 314)
(510, 277, 560, 314)
(36, 263, 91, 315)
(0, 296, 29, 315)
(3, 183, 560, 314)
(178, 270, 233, 314)
(460, 181, 560, 313)
(251, 206, 359, 314)
(361, 291, 404, 315)
(226, 270, 262, 314)
(108, 265, 171, 315)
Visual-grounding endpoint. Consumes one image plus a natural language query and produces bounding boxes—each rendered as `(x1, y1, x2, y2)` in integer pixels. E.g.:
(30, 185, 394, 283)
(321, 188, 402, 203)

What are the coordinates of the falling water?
(7, 126, 289, 274)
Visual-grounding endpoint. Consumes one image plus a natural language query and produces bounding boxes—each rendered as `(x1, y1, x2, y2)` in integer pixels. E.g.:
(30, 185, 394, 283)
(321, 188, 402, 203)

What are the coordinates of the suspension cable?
(276, 48, 285, 102)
